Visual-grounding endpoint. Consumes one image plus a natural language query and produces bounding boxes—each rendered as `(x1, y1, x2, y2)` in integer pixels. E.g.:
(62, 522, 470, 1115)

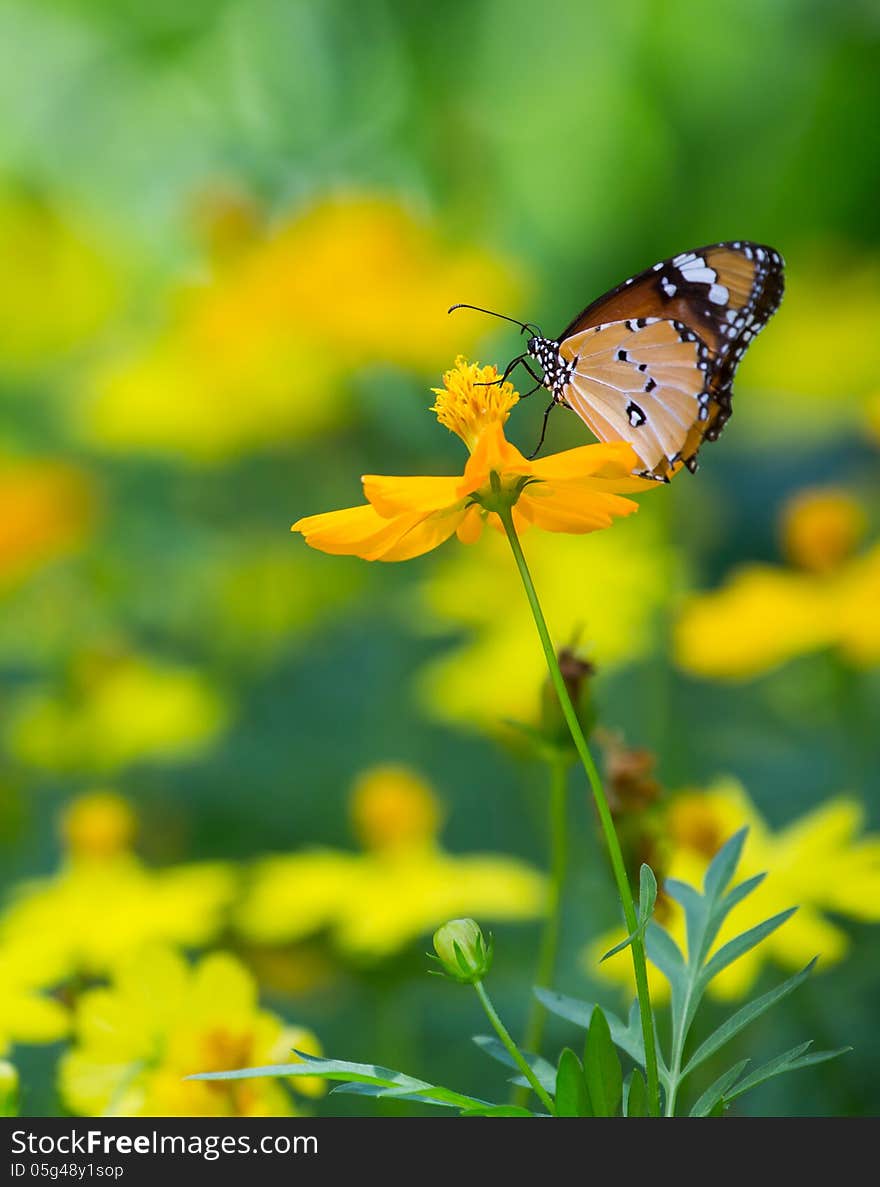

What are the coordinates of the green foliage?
(193, 830, 851, 1118)
(540, 830, 850, 1115)
(583, 1008, 622, 1117)
(601, 864, 657, 963)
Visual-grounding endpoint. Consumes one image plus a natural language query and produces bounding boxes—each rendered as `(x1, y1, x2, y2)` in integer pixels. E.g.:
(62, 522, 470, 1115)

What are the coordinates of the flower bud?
(0, 1061, 18, 1117)
(540, 648, 597, 744)
(432, 918, 493, 983)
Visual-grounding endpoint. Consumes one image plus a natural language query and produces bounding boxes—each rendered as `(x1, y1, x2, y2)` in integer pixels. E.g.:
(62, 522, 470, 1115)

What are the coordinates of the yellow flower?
(77, 196, 521, 461)
(61, 791, 137, 859)
(350, 764, 443, 852)
(0, 934, 70, 1056)
(293, 357, 653, 562)
(675, 489, 880, 679)
(0, 459, 95, 592)
(780, 488, 867, 574)
(237, 764, 546, 961)
(0, 187, 120, 373)
(59, 949, 323, 1117)
(6, 651, 229, 773)
(0, 793, 235, 980)
(590, 778, 880, 1001)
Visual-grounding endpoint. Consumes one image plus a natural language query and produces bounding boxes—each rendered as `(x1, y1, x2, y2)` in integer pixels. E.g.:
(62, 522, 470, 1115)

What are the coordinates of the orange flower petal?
(518, 485, 640, 533)
(362, 474, 463, 518)
(293, 504, 421, 560)
(530, 440, 649, 486)
(459, 421, 530, 497)
(456, 504, 484, 545)
(376, 507, 466, 561)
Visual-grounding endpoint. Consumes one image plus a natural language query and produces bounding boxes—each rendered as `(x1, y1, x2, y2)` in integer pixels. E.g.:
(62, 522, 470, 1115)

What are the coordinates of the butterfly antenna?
(448, 303, 535, 336)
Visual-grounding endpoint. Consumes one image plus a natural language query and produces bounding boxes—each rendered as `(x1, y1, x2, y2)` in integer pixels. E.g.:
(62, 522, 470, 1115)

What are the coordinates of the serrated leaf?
(700, 908, 798, 987)
(534, 989, 644, 1065)
(682, 960, 817, 1079)
(625, 1069, 648, 1117)
(555, 1048, 591, 1117)
(725, 1044, 850, 1103)
(584, 1007, 623, 1117)
(688, 1060, 750, 1117)
(473, 1035, 556, 1093)
(703, 828, 747, 900)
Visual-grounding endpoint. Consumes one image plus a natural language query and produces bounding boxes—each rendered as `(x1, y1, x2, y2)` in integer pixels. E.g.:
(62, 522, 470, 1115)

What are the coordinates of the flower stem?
(499, 506, 661, 1118)
(512, 755, 568, 1107)
(474, 980, 556, 1115)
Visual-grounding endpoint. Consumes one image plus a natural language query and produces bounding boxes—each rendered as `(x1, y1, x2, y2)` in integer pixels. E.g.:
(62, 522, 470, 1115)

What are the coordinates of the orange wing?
(557, 242, 784, 475)
(559, 318, 711, 480)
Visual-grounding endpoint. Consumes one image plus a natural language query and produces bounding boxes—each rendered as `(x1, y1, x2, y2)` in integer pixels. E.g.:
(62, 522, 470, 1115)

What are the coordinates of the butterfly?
(451, 241, 784, 480)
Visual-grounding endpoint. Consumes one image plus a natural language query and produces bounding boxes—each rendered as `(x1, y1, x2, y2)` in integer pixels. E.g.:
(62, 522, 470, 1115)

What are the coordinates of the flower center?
(431, 355, 519, 451)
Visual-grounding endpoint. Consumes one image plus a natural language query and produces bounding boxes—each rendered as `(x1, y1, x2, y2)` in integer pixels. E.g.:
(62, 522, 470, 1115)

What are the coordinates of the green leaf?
(700, 908, 798, 987)
(584, 1007, 623, 1117)
(725, 1043, 851, 1104)
(721, 872, 766, 915)
(639, 863, 659, 923)
(555, 1048, 591, 1117)
(188, 1052, 488, 1112)
(625, 1069, 648, 1117)
(682, 960, 818, 1079)
(473, 1036, 556, 1094)
(703, 828, 747, 900)
(600, 864, 658, 962)
(645, 920, 686, 999)
(459, 1105, 537, 1117)
(535, 989, 644, 1065)
(688, 1060, 750, 1117)
(663, 878, 707, 970)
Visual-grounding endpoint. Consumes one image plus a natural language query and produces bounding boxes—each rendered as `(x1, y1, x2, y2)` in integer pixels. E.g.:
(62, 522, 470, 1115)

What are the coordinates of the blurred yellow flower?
(0, 187, 120, 372)
(590, 778, 880, 1001)
(0, 459, 95, 592)
(350, 764, 443, 851)
(294, 357, 652, 561)
(736, 250, 880, 439)
(675, 488, 880, 679)
(78, 196, 522, 461)
(59, 949, 322, 1117)
(6, 651, 229, 773)
(418, 504, 675, 726)
(780, 488, 867, 575)
(0, 933, 70, 1055)
(0, 792, 235, 980)
(237, 764, 546, 961)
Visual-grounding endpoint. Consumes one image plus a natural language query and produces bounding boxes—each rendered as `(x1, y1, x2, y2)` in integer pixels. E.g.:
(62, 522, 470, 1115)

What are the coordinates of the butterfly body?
(520, 241, 784, 480)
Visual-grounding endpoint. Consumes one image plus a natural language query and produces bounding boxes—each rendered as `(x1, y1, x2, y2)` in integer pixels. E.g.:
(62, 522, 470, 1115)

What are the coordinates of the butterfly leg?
(527, 399, 557, 460)
(475, 354, 526, 387)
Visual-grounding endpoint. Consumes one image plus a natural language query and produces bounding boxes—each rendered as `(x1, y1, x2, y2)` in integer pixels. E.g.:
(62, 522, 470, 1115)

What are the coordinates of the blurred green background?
(1, 0, 878, 1117)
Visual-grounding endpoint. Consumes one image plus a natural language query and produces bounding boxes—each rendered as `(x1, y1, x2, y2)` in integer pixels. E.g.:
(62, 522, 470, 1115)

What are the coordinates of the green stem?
(474, 980, 556, 1115)
(499, 506, 661, 1118)
(513, 755, 568, 1107)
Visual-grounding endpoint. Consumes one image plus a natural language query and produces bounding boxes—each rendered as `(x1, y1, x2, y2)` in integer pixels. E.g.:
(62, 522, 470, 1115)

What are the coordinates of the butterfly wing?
(556, 242, 784, 476)
(559, 318, 711, 479)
